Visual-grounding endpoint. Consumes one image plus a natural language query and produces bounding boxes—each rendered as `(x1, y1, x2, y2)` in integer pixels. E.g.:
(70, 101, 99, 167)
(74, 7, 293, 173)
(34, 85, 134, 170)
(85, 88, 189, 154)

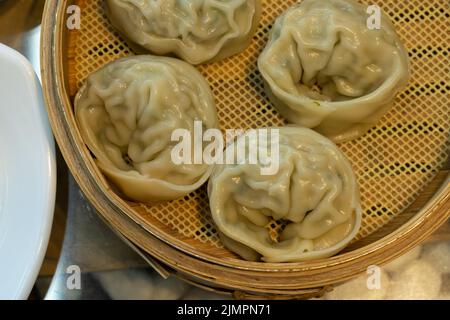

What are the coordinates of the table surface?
(1, 0, 449, 300)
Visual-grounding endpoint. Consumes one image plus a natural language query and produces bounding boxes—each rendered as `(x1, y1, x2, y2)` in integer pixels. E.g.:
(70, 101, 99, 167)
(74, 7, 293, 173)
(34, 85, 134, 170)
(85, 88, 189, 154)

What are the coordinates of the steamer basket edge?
(40, 0, 450, 293)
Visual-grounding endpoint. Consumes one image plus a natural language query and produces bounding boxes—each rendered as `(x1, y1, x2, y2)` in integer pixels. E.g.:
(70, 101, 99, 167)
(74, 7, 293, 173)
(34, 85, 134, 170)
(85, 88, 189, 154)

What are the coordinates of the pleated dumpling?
(258, 0, 409, 142)
(105, 0, 261, 65)
(75, 55, 218, 202)
(208, 127, 362, 262)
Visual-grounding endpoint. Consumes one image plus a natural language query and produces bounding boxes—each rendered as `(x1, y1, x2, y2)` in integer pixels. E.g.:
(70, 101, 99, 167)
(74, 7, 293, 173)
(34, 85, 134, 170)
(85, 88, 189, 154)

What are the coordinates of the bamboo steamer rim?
(41, 0, 450, 290)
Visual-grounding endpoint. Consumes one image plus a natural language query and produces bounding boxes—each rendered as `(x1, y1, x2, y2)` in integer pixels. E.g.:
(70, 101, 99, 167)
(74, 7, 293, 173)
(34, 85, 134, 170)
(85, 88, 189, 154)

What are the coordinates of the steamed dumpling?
(208, 127, 362, 262)
(258, 0, 409, 142)
(75, 55, 218, 202)
(105, 0, 261, 65)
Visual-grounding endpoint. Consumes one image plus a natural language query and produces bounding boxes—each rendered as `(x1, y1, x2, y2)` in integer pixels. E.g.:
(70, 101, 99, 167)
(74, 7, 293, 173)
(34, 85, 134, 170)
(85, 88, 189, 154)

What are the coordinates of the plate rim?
(0, 43, 56, 299)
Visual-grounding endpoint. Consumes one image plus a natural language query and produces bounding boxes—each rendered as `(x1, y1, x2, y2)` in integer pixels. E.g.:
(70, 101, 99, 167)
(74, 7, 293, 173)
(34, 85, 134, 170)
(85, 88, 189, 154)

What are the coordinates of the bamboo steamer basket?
(41, 0, 450, 298)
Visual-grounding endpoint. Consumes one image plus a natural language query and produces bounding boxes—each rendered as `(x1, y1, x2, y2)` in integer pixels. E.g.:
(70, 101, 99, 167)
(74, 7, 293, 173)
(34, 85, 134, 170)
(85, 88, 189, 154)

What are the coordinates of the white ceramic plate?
(0, 44, 56, 299)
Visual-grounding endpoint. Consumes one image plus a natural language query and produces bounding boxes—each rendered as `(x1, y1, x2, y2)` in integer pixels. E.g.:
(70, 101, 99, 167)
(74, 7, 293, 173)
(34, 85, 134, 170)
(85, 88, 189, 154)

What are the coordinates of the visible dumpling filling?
(208, 127, 361, 262)
(105, 0, 261, 64)
(258, 0, 409, 142)
(75, 55, 218, 202)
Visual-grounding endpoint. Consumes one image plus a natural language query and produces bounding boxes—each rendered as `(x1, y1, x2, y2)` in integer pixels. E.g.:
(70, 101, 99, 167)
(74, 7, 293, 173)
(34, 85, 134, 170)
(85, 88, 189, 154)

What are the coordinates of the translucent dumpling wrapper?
(258, 0, 410, 142)
(75, 55, 218, 202)
(105, 0, 261, 65)
(208, 127, 362, 262)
